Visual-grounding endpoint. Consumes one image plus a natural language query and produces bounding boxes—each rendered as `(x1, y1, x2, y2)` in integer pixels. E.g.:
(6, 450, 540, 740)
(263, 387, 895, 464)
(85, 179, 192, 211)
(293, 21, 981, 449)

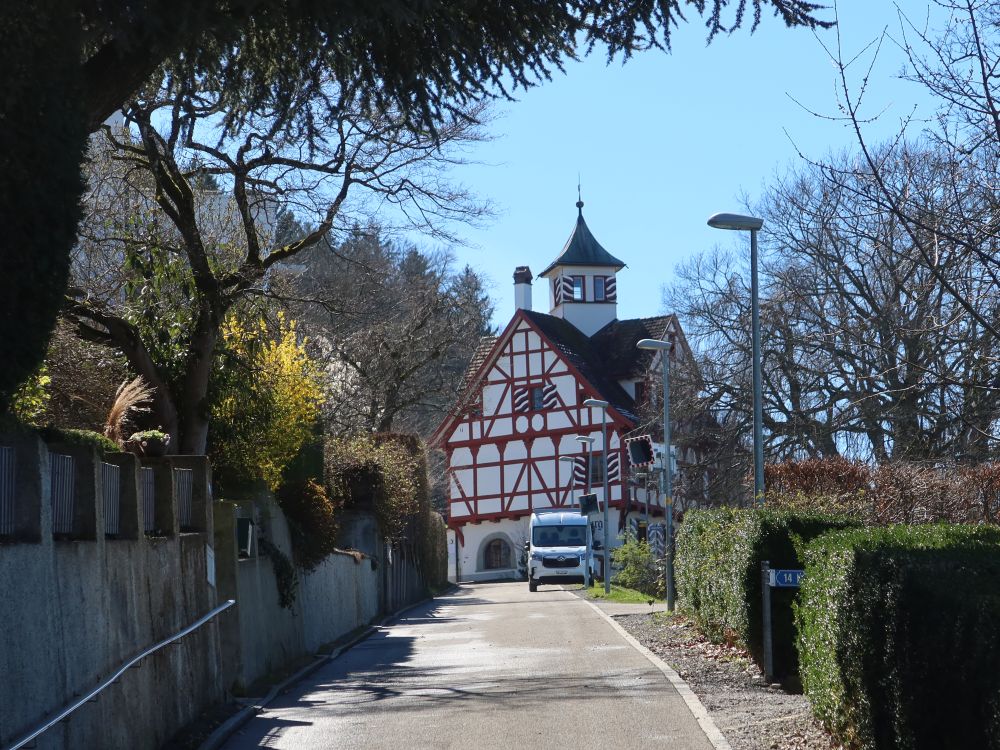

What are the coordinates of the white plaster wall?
(456, 519, 529, 582)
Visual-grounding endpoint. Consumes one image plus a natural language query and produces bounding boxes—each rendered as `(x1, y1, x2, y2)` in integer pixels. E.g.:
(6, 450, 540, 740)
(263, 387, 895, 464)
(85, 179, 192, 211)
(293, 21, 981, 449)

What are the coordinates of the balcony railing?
(140, 467, 155, 534)
(174, 468, 193, 530)
(102, 462, 121, 537)
(50, 454, 75, 537)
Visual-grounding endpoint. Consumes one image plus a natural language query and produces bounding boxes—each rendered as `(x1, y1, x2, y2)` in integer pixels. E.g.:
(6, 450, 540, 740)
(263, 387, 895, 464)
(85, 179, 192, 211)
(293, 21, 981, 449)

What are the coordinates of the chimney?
(513, 266, 533, 311)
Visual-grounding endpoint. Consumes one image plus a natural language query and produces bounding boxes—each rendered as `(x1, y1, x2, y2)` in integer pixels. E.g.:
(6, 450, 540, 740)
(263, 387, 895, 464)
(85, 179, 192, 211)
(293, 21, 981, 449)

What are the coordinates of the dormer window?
(572, 275, 585, 301)
(594, 276, 607, 302)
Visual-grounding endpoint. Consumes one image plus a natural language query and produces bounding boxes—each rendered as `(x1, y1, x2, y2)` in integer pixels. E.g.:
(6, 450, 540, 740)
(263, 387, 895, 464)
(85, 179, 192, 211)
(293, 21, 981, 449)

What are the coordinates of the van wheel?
(529, 579, 538, 592)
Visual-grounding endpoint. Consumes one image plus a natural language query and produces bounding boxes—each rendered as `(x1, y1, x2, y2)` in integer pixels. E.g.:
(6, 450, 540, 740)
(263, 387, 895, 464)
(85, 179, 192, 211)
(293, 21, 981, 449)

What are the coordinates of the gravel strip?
(615, 612, 843, 750)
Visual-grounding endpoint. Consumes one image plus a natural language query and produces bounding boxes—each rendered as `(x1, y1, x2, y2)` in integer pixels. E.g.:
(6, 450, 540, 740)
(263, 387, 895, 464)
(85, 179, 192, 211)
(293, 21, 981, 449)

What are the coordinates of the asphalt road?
(220, 582, 716, 750)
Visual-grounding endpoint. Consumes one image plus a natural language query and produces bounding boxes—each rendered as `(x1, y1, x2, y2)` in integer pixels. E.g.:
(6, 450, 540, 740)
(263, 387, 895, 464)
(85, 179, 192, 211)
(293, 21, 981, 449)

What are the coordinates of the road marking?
(582, 599, 734, 750)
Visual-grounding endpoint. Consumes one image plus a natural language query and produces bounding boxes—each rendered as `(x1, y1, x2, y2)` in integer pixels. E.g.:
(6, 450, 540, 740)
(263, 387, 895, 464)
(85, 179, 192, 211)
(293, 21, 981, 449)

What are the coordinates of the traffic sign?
(768, 569, 804, 588)
(578, 492, 598, 516)
(625, 435, 655, 468)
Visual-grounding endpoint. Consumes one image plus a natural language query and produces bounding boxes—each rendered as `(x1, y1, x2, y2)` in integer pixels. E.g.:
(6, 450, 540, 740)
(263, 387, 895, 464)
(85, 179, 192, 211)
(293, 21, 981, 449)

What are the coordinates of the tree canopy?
(0, 0, 832, 415)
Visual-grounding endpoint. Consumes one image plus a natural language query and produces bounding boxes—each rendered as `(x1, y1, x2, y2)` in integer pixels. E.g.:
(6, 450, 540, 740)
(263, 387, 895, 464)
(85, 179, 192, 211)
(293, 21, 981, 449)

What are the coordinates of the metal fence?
(140, 467, 155, 534)
(174, 468, 193, 529)
(0, 446, 14, 537)
(102, 462, 121, 537)
(50, 454, 75, 536)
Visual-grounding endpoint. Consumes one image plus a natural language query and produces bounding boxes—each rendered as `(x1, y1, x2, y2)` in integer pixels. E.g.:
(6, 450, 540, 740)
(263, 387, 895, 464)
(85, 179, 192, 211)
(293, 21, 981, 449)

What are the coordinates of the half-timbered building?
(432, 201, 692, 582)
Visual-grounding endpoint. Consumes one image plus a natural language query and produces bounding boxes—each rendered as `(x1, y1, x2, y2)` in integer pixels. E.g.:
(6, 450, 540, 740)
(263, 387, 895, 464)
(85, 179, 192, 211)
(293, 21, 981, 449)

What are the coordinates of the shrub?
(766, 457, 1000, 525)
(210, 313, 323, 492)
(278, 479, 342, 571)
(38, 426, 119, 455)
(612, 539, 664, 598)
(795, 525, 1000, 750)
(324, 434, 420, 539)
(675, 507, 857, 677)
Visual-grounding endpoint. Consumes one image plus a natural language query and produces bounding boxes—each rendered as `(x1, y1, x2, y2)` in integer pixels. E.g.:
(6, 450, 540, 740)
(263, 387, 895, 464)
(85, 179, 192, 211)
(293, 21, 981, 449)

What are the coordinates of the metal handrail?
(4, 599, 236, 750)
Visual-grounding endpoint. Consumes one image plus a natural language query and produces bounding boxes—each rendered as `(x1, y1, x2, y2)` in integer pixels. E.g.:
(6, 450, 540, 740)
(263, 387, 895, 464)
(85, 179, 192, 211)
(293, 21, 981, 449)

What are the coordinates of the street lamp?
(707, 212, 765, 504)
(583, 398, 611, 594)
(575, 435, 596, 589)
(637, 337, 676, 611)
(558, 455, 577, 507)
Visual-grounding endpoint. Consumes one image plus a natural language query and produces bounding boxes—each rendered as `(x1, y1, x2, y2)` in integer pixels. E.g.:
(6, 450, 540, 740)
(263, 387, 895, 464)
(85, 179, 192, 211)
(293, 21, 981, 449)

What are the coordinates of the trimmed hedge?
(676, 508, 857, 677)
(795, 525, 1000, 750)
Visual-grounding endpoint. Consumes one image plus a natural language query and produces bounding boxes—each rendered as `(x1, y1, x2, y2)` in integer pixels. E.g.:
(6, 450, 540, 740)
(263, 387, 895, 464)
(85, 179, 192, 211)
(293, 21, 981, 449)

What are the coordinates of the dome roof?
(540, 201, 626, 277)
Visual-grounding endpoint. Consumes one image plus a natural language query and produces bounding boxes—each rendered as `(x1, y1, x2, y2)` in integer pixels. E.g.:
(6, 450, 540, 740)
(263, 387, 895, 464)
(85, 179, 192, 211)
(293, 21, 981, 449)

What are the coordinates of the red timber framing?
(433, 310, 634, 525)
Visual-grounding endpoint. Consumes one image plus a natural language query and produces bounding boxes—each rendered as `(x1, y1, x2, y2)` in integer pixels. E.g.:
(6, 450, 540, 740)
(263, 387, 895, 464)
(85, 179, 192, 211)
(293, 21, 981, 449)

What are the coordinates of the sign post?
(760, 560, 804, 682)
(579, 492, 598, 589)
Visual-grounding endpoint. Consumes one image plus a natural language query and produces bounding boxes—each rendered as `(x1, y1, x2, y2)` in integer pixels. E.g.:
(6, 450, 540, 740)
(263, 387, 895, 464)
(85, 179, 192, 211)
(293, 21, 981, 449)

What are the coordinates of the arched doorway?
(484, 538, 511, 570)
(476, 532, 515, 574)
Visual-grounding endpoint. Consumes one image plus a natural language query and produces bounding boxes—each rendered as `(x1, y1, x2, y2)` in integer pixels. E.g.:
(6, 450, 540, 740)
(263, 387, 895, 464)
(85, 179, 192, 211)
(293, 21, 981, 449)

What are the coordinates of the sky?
(419, 1, 940, 329)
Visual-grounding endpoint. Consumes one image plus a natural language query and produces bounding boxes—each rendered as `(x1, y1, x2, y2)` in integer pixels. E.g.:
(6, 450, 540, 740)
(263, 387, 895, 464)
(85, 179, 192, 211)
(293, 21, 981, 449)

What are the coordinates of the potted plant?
(125, 429, 170, 457)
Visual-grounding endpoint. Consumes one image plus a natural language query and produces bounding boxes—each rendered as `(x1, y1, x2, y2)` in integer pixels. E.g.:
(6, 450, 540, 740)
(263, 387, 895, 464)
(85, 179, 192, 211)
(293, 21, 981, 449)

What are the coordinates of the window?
(589, 454, 606, 485)
(634, 382, 646, 405)
(594, 276, 606, 301)
(572, 275, 585, 301)
(484, 538, 512, 570)
(530, 385, 545, 410)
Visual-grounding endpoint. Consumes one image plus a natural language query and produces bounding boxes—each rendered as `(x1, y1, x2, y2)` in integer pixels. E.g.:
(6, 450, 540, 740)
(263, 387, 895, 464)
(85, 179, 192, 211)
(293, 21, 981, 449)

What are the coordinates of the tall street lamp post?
(558, 455, 577, 507)
(637, 337, 675, 611)
(575, 435, 595, 589)
(583, 398, 611, 594)
(707, 212, 766, 504)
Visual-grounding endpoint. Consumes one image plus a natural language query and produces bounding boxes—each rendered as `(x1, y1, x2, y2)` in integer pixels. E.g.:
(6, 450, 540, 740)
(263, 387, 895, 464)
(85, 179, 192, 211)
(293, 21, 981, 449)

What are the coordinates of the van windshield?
(532, 525, 586, 548)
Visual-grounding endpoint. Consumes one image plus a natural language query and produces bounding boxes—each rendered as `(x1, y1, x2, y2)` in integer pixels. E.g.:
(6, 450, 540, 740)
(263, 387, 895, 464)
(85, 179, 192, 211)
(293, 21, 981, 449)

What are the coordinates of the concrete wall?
(0, 433, 436, 748)
(214, 492, 422, 692)
(0, 433, 223, 750)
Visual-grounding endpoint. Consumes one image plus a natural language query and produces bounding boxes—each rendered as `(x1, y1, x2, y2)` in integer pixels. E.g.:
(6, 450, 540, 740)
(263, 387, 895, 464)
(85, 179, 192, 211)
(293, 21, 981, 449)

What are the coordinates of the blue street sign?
(768, 569, 804, 588)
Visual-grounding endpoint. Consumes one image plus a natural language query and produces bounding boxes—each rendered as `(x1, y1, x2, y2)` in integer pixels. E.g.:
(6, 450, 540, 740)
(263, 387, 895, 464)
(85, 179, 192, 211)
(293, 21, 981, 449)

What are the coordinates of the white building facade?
(433, 202, 689, 582)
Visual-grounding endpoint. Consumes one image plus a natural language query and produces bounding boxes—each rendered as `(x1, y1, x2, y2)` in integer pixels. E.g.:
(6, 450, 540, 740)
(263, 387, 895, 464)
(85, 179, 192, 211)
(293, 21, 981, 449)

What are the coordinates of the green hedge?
(676, 507, 857, 677)
(795, 525, 1000, 750)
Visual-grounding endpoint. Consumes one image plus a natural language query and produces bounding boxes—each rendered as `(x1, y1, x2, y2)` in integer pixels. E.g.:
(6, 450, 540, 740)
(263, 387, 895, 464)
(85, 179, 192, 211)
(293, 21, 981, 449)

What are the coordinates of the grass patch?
(583, 581, 655, 603)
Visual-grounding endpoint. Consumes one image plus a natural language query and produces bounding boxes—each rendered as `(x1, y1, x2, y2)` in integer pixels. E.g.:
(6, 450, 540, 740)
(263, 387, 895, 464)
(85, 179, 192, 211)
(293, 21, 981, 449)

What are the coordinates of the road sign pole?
(761, 560, 773, 681)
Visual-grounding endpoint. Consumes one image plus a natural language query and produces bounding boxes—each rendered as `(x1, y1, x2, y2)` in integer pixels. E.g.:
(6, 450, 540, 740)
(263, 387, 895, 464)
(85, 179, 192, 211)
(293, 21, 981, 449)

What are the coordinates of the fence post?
(761, 559, 773, 682)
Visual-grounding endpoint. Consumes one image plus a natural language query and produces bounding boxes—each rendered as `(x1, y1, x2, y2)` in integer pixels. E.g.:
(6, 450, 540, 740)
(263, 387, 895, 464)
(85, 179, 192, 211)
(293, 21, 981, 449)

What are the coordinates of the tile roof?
(521, 310, 638, 422)
(590, 316, 673, 379)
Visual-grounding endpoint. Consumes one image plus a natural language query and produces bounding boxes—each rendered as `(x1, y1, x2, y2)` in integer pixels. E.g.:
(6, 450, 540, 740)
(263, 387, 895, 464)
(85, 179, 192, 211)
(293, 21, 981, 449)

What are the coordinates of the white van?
(527, 511, 590, 591)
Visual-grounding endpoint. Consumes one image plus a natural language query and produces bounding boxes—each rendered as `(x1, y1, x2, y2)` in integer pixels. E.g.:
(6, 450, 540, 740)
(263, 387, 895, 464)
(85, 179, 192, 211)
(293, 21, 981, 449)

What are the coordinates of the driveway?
(220, 582, 716, 749)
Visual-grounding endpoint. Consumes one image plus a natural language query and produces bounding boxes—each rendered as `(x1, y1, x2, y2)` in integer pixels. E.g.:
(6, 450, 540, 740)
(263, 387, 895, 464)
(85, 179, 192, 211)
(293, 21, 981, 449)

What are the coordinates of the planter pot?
(125, 434, 170, 458)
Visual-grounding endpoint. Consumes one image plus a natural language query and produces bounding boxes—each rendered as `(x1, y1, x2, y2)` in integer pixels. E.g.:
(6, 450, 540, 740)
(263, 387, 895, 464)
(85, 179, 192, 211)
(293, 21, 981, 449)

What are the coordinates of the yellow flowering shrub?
(211, 313, 323, 490)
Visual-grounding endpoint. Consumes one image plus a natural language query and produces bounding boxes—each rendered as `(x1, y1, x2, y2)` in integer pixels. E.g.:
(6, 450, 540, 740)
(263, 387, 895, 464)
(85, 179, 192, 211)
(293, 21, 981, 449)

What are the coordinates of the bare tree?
(283, 228, 495, 436)
(64, 76, 488, 454)
(667, 147, 1000, 466)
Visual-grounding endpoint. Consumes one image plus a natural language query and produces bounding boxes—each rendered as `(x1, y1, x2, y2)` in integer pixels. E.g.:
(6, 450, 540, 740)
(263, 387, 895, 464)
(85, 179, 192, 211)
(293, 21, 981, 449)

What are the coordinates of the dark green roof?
(540, 202, 626, 276)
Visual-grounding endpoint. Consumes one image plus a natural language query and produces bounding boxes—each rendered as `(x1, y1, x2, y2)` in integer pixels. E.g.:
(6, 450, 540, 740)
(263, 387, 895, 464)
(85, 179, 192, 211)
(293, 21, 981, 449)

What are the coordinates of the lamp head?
(583, 398, 609, 409)
(707, 212, 763, 231)
(575, 435, 595, 446)
(637, 338, 671, 351)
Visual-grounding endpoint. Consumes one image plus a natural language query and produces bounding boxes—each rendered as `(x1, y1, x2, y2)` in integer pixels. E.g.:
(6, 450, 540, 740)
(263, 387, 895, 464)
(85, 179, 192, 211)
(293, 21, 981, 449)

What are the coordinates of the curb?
(198, 590, 449, 750)
(582, 599, 734, 750)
